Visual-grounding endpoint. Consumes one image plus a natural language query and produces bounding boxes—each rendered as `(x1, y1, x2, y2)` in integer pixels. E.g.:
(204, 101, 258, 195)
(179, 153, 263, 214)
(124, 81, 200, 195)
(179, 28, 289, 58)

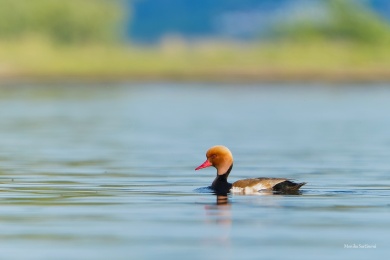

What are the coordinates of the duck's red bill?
(195, 160, 212, 170)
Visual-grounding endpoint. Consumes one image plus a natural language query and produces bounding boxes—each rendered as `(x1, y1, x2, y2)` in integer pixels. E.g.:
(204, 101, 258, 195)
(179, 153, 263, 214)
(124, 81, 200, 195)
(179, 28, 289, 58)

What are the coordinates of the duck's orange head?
(195, 145, 233, 175)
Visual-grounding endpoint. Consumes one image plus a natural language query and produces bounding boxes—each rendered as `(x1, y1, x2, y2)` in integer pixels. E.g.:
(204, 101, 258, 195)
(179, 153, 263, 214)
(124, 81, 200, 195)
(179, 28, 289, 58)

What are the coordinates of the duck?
(195, 145, 306, 195)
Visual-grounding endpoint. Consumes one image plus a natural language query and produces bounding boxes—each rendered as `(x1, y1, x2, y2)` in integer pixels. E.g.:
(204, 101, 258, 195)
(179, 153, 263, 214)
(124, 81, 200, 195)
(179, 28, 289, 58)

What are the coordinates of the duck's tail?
(273, 181, 306, 194)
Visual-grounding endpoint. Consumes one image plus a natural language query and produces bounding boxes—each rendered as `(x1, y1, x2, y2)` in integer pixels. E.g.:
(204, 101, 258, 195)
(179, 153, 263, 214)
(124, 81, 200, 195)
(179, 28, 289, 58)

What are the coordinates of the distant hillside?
(129, 0, 390, 43)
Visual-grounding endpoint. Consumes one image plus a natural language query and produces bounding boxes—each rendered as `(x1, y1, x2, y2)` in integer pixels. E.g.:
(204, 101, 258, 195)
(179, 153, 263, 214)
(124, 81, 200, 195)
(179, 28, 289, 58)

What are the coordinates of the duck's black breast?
(211, 178, 232, 195)
(211, 165, 233, 195)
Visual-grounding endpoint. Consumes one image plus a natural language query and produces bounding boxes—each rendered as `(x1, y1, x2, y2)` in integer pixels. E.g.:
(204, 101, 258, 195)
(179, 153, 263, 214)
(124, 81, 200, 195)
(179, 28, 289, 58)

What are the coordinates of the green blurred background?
(1, 0, 390, 81)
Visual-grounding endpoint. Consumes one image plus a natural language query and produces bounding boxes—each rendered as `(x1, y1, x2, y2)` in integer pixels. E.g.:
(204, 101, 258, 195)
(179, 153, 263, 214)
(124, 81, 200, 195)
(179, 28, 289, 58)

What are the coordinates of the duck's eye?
(210, 154, 217, 159)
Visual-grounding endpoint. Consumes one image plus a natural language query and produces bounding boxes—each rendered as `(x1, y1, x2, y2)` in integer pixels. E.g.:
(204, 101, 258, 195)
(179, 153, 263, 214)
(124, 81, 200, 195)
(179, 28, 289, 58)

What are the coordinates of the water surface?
(0, 83, 389, 259)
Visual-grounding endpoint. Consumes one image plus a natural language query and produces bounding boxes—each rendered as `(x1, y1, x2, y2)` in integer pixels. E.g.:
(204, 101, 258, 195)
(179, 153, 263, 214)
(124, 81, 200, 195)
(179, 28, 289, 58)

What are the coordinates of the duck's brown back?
(233, 177, 288, 189)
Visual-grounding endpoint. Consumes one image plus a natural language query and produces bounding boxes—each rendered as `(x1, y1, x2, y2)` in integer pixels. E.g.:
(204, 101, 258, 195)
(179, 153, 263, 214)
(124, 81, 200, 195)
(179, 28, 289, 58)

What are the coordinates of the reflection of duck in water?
(203, 195, 232, 246)
(204, 195, 230, 225)
(195, 145, 306, 195)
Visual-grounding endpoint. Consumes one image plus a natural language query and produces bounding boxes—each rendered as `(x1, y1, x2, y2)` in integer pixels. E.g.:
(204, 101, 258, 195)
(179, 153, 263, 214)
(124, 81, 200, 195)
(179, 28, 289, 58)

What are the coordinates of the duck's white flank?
(231, 183, 267, 194)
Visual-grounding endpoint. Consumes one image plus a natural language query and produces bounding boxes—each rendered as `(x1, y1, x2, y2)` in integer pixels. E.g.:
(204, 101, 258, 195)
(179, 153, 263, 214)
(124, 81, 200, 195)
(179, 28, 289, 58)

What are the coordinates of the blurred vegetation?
(1, 39, 389, 81)
(0, 0, 390, 81)
(0, 0, 126, 44)
(274, 0, 390, 44)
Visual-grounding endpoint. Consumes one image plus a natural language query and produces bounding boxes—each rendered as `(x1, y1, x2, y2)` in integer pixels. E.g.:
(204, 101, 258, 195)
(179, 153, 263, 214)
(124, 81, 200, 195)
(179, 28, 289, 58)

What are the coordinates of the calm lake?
(0, 83, 389, 259)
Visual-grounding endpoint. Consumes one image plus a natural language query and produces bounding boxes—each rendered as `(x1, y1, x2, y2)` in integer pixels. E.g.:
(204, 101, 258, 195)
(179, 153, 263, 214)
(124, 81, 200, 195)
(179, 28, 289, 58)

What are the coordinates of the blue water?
(0, 83, 389, 259)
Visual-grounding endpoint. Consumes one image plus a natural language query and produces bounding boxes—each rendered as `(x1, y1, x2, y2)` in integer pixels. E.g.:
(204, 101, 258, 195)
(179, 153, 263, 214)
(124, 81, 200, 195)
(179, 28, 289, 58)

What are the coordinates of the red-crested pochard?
(195, 145, 306, 195)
